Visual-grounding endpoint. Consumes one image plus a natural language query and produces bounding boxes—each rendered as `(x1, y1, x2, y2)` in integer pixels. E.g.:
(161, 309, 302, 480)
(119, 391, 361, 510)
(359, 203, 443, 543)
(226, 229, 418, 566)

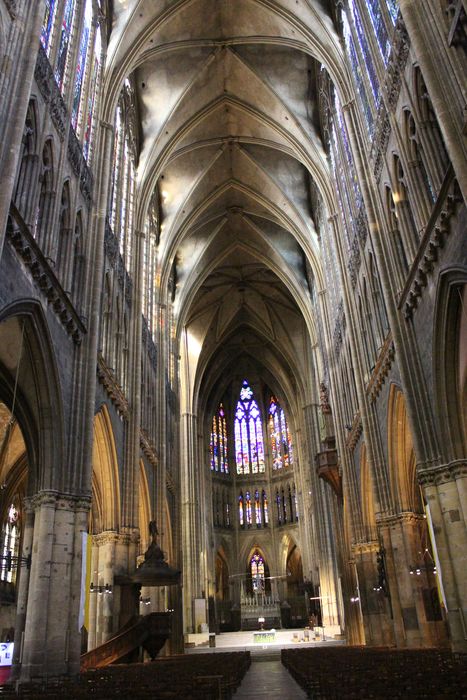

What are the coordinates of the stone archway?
(87, 405, 121, 651)
(0, 402, 28, 647)
(384, 385, 447, 648)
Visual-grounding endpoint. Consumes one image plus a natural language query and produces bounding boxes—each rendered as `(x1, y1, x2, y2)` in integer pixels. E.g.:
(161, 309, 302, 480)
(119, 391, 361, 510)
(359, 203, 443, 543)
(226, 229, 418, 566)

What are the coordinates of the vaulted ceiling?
(105, 0, 345, 412)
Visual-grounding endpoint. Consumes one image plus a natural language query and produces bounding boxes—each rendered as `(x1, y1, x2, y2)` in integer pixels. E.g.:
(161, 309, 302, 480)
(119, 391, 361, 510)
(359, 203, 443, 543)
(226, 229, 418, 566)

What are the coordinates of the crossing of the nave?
(0, 0, 465, 694)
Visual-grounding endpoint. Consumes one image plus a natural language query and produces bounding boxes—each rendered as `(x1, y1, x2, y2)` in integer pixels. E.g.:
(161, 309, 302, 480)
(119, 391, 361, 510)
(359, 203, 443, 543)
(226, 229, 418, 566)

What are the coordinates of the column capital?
(418, 459, 467, 487)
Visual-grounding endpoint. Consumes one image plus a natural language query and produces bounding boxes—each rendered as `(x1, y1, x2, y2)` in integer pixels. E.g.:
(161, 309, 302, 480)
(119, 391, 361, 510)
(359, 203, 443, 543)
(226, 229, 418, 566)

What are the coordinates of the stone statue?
(145, 520, 165, 563)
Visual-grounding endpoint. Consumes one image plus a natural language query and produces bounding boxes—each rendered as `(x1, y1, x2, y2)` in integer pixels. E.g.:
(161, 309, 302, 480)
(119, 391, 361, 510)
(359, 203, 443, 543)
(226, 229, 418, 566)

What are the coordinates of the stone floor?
(233, 650, 308, 699)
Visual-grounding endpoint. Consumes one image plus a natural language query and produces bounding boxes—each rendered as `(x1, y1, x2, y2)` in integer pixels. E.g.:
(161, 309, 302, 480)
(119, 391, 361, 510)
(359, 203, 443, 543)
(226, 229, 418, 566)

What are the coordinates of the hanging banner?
(425, 503, 447, 611)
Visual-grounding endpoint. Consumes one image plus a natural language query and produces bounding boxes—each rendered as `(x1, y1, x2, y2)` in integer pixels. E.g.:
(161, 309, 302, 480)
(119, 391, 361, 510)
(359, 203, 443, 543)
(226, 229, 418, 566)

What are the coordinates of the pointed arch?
(91, 405, 120, 533)
(138, 460, 151, 554)
(234, 379, 265, 474)
(387, 384, 420, 513)
(360, 443, 377, 541)
(433, 268, 467, 460)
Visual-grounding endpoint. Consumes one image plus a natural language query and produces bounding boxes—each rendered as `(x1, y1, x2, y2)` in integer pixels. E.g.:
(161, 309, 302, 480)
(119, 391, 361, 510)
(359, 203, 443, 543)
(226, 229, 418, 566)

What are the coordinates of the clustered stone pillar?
(420, 462, 467, 652)
(13, 492, 91, 681)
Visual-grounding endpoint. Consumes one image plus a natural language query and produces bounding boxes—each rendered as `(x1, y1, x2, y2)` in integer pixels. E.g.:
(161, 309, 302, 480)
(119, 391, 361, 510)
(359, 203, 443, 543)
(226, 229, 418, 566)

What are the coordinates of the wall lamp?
(90, 582, 113, 594)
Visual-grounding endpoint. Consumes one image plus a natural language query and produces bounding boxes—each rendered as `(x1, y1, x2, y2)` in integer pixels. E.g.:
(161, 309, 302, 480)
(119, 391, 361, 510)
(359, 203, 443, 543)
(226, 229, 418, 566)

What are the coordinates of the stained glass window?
(276, 490, 282, 524)
(235, 380, 265, 474)
(251, 552, 265, 593)
(268, 396, 293, 470)
(385, 0, 399, 24)
(245, 491, 252, 526)
(293, 485, 299, 521)
(255, 490, 262, 526)
(1, 505, 19, 584)
(343, 11, 374, 136)
(210, 403, 228, 473)
(238, 493, 244, 526)
(71, 0, 92, 131)
(262, 490, 269, 525)
(41, 0, 57, 54)
(55, 0, 76, 92)
(348, 0, 380, 105)
(82, 23, 102, 161)
(366, 0, 391, 64)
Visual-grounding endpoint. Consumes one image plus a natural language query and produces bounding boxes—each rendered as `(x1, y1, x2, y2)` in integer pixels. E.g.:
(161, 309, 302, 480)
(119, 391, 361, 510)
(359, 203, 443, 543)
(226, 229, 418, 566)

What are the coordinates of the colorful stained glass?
(268, 397, 293, 470)
(245, 491, 252, 526)
(41, 0, 57, 54)
(255, 490, 262, 526)
(210, 403, 228, 473)
(71, 0, 92, 130)
(366, 0, 391, 64)
(262, 491, 269, 525)
(276, 490, 282, 524)
(343, 12, 374, 136)
(251, 553, 265, 593)
(385, 0, 399, 24)
(238, 493, 244, 526)
(83, 24, 102, 161)
(235, 380, 265, 474)
(293, 485, 299, 521)
(348, 1, 381, 105)
(1, 504, 19, 584)
(55, 0, 76, 92)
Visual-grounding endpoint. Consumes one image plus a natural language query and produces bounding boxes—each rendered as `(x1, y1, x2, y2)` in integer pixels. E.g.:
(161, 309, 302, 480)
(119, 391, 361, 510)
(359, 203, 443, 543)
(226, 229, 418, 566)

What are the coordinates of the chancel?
(0, 0, 465, 697)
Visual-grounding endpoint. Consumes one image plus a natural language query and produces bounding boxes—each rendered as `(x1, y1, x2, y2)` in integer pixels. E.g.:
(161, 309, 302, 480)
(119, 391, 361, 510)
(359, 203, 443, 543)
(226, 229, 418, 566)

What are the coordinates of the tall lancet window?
(41, 0, 58, 54)
(251, 552, 265, 593)
(235, 380, 265, 474)
(1, 504, 20, 584)
(269, 396, 293, 470)
(210, 403, 228, 473)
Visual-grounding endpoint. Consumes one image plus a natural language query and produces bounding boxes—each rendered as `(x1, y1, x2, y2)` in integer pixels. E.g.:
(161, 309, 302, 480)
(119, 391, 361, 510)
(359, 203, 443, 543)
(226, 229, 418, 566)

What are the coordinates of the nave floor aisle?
(232, 650, 307, 699)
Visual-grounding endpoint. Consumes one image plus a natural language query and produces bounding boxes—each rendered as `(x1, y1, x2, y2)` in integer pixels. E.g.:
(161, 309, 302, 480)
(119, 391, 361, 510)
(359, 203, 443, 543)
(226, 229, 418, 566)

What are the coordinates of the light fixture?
(90, 582, 113, 594)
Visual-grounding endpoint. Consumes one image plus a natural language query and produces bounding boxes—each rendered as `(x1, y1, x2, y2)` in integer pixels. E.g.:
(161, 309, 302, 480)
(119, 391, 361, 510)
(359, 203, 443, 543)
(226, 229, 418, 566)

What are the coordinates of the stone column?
(87, 544, 99, 651)
(419, 461, 467, 652)
(351, 542, 391, 646)
(398, 0, 467, 199)
(302, 404, 341, 630)
(18, 492, 90, 680)
(180, 410, 204, 632)
(10, 499, 34, 680)
(0, 1, 46, 257)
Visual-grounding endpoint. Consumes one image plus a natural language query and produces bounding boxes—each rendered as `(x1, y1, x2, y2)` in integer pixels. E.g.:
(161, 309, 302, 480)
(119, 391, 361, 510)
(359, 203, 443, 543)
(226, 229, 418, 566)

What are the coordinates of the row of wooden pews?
(281, 646, 467, 699)
(0, 651, 251, 699)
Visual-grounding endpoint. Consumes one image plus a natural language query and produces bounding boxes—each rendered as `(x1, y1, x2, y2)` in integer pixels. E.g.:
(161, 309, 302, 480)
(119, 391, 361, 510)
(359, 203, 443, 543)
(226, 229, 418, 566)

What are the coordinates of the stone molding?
(97, 354, 129, 418)
(3, 0, 16, 18)
(142, 316, 157, 373)
(7, 204, 87, 345)
(418, 459, 467, 487)
(351, 540, 379, 556)
(384, 15, 410, 112)
(399, 168, 462, 319)
(140, 429, 158, 467)
(345, 411, 362, 451)
(366, 334, 395, 402)
(370, 105, 391, 183)
(67, 127, 93, 207)
(34, 44, 68, 141)
(30, 490, 92, 511)
(377, 511, 425, 528)
(92, 531, 125, 547)
(104, 222, 133, 305)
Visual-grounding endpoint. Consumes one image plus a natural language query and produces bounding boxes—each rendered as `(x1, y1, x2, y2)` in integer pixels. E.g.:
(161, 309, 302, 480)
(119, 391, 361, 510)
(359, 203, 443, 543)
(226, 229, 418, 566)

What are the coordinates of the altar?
(253, 631, 276, 643)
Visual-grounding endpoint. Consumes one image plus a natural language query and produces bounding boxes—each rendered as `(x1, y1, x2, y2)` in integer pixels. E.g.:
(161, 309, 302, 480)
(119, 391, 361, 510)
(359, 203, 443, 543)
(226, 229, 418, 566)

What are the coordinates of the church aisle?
(233, 653, 308, 699)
